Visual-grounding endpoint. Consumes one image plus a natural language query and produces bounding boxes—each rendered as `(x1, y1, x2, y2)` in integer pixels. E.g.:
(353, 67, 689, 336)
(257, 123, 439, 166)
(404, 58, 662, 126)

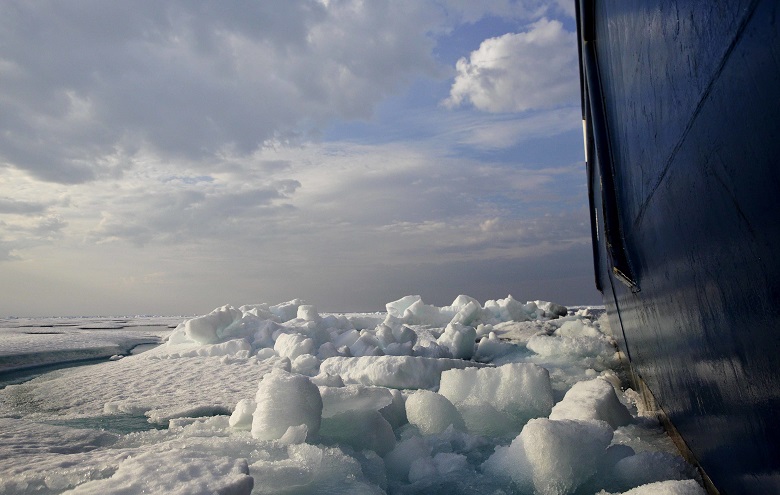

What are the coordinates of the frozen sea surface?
(0, 316, 182, 378)
(0, 296, 705, 495)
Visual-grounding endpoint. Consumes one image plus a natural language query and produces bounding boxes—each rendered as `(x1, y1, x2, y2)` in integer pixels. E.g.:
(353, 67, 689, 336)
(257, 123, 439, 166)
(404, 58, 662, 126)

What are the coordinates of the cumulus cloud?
(0, 2, 578, 185)
(0, 0, 444, 184)
(445, 18, 578, 113)
(0, 2, 595, 314)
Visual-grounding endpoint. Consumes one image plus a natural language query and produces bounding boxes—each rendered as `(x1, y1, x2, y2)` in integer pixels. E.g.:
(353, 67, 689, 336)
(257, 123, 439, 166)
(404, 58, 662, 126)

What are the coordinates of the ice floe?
(0, 295, 705, 494)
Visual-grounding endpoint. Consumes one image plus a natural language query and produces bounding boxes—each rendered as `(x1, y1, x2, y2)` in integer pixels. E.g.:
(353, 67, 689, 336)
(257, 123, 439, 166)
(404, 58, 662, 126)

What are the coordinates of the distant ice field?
(0, 316, 182, 383)
(0, 296, 704, 495)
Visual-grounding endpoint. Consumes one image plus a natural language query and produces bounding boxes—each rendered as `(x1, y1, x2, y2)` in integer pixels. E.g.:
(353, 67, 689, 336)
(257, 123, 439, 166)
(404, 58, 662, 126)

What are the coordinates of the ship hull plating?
(577, 1, 780, 493)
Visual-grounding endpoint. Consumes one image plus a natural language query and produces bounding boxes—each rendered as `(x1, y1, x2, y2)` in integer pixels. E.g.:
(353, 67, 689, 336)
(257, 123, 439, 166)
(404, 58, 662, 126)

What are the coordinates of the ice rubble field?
(0, 295, 706, 495)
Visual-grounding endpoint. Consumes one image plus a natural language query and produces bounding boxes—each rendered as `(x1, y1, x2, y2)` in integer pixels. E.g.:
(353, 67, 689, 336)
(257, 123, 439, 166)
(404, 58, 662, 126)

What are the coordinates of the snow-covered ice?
(0, 316, 180, 377)
(0, 295, 705, 494)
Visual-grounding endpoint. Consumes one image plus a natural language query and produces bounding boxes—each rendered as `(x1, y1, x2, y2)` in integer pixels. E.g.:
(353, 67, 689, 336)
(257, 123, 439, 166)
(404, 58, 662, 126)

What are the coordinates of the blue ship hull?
(576, 1, 780, 493)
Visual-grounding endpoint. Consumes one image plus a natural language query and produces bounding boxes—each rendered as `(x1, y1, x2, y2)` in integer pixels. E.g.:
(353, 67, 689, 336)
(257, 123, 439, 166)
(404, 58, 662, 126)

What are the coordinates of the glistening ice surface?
(0, 296, 705, 495)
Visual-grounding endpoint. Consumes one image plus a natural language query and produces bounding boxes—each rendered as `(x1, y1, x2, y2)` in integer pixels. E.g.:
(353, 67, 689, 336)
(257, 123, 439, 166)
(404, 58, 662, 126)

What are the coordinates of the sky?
(0, 0, 601, 316)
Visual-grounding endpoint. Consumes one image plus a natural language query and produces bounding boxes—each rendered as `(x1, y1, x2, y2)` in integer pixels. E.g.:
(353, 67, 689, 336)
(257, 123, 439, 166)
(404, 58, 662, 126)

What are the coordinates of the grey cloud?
(431, 210, 591, 258)
(0, 239, 19, 261)
(0, 214, 67, 261)
(0, 0, 442, 183)
(31, 216, 68, 238)
(209, 182, 300, 218)
(258, 161, 293, 174)
(91, 180, 299, 246)
(162, 175, 215, 185)
(0, 199, 49, 215)
(228, 143, 593, 273)
(298, 153, 581, 230)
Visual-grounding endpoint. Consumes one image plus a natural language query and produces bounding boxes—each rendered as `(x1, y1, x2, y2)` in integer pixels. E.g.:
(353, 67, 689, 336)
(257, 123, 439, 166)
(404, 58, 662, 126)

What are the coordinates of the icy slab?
(238, 303, 279, 322)
(436, 322, 477, 359)
(408, 451, 470, 483)
(386, 295, 422, 318)
(385, 294, 562, 328)
(180, 305, 243, 345)
(597, 479, 707, 495)
(318, 384, 400, 454)
(535, 300, 568, 318)
(379, 388, 407, 429)
(249, 443, 385, 495)
(482, 295, 565, 322)
(273, 333, 315, 360)
(527, 318, 617, 362)
(319, 409, 396, 456)
(549, 378, 632, 429)
(483, 418, 614, 495)
(396, 298, 456, 327)
(384, 435, 431, 481)
(319, 385, 393, 418)
(489, 319, 551, 344)
(473, 332, 518, 362)
(319, 355, 484, 389)
(228, 398, 256, 430)
(296, 305, 321, 322)
(405, 390, 465, 435)
(269, 299, 306, 323)
(439, 362, 554, 436)
(251, 369, 322, 441)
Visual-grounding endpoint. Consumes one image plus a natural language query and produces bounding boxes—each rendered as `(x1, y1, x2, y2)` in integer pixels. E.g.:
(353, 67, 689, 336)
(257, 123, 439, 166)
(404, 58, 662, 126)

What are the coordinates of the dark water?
(0, 341, 162, 389)
(43, 413, 168, 434)
(0, 357, 112, 389)
(0, 319, 179, 435)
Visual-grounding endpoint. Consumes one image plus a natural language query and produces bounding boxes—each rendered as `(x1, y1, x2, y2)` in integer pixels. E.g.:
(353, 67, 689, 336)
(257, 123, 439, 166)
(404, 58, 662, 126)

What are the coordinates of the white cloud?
(0, 199, 49, 215)
(454, 107, 581, 149)
(0, 2, 596, 315)
(445, 18, 578, 113)
(0, 0, 443, 184)
(0, 2, 578, 184)
(0, 138, 588, 265)
(0, 136, 594, 314)
(0, 214, 67, 261)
